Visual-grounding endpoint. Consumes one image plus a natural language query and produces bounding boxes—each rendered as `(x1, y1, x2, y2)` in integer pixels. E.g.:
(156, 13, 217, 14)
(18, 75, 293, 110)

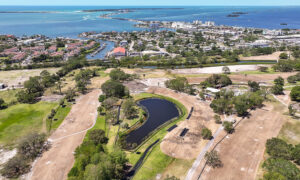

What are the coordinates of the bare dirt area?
(172, 65, 261, 74)
(240, 51, 289, 61)
(193, 101, 287, 180)
(187, 72, 297, 84)
(29, 89, 101, 180)
(0, 68, 59, 88)
(147, 87, 218, 160)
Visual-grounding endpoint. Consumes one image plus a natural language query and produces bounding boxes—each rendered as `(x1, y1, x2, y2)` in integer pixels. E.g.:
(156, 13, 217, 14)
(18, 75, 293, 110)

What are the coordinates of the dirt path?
(29, 89, 101, 180)
(147, 87, 218, 160)
(192, 102, 287, 180)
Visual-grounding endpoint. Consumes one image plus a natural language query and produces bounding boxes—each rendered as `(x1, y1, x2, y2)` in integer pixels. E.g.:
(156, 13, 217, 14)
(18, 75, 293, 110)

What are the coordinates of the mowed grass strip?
(0, 101, 57, 146)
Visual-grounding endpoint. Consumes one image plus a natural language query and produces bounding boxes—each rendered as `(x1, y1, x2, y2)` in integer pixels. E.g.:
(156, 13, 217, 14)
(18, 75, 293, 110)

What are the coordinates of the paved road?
(185, 126, 224, 180)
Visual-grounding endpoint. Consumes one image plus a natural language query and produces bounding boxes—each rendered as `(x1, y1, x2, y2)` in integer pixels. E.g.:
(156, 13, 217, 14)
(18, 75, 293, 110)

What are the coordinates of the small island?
(227, 12, 248, 17)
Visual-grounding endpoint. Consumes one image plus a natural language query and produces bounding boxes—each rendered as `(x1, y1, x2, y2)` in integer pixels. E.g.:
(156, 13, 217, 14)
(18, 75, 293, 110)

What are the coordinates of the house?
(48, 45, 57, 53)
(12, 52, 26, 62)
(119, 40, 128, 47)
(111, 47, 127, 57)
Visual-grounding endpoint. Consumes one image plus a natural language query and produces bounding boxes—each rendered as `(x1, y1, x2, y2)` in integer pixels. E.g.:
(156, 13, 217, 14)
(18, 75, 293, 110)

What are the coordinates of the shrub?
(263, 172, 287, 180)
(223, 121, 234, 134)
(292, 144, 300, 165)
(266, 138, 293, 160)
(0, 98, 7, 110)
(98, 95, 106, 102)
(258, 66, 268, 72)
(18, 133, 48, 160)
(290, 86, 300, 102)
(287, 75, 297, 84)
(0, 155, 31, 178)
(201, 128, 213, 140)
(214, 115, 222, 124)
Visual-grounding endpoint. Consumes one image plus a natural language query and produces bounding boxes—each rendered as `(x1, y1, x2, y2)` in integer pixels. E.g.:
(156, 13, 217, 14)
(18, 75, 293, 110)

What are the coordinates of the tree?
(271, 84, 284, 95)
(165, 77, 188, 92)
(287, 75, 297, 83)
(109, 68, 131, 81)
(266, 138, 293, 160)
(222, 66, 230, 74)
(223, 121, 234, 133)
(279, 53, 288, 59)
(101, 81, 127, 98)
(102, 97, 118, 110)
(262, 158, 300, 179)
(203, 74, 232, 88)
(18, 133, 47, 160)
(273, 60, 293, 72)
(65, 88, 75, 102)
(248, 81, 260, 92)
(201, 128, 213, 140)
(0, 155, 31, 178)
(263, 172, 287, 180)
(274, 76, 284, 86)
(205, 150, 222, 168)
(290, 86, 300, 101)
(0, 98, 7, 110)
(88, 129, 108, 145)
(122, 99, 137, 119)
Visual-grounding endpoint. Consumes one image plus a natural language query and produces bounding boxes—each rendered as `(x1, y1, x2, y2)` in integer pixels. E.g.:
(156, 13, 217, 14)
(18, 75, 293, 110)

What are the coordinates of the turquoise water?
(0, 6, 300, 37)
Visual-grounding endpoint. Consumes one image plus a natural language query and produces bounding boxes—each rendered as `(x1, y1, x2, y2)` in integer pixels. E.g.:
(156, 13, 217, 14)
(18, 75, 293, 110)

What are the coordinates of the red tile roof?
(113, 47, 126, 54)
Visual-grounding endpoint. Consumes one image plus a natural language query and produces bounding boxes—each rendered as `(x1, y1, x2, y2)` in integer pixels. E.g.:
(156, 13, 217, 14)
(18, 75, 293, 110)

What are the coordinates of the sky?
(1, 0, 300, 6)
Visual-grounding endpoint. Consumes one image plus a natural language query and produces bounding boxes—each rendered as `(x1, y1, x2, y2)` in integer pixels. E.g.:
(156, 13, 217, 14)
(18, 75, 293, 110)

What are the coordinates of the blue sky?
(1, 0, 300, 6)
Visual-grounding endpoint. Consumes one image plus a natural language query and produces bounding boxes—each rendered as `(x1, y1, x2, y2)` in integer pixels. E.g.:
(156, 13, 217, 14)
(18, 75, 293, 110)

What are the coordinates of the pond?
(126, 98, 179, 145)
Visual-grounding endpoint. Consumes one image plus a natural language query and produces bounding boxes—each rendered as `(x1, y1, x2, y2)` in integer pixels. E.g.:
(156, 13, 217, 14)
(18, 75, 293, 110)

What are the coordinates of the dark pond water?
(126, 98, 179, 145)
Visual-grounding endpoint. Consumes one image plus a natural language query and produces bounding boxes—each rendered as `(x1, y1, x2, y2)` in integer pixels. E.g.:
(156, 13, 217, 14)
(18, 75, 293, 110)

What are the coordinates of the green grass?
(49, 102, 72, 131)
(0, 101, 57, 147)
(278, 119, 300, 145)
(92, 115, 106, 131)
(0, 89, 21, 104)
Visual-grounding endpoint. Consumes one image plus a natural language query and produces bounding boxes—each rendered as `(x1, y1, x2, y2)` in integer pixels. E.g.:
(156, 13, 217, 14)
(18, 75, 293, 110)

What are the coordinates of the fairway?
(0, 101, 57, 146)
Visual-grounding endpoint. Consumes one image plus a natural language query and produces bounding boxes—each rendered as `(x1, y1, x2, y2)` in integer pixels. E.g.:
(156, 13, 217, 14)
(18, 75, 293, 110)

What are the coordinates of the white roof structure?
(206, 87, 220, 93)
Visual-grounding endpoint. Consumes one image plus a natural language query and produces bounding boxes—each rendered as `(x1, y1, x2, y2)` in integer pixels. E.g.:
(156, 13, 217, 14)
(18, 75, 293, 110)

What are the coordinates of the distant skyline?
(1, 0, 300, 6)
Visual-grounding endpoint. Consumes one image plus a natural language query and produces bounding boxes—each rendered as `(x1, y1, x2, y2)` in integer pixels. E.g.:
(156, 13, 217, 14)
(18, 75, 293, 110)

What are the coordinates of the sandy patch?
(172, 65, 261, 74)
(29, 88, 102, 180)
(147, 87, 218, 160)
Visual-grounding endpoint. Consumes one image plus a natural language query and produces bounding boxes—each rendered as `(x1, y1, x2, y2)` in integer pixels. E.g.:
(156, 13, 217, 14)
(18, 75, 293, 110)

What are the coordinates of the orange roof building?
(112, 47, 126, 56)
